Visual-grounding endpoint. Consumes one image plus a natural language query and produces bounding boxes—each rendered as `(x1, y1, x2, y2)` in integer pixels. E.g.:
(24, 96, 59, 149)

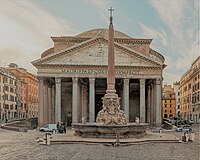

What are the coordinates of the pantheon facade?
(32, 29, 166, 127)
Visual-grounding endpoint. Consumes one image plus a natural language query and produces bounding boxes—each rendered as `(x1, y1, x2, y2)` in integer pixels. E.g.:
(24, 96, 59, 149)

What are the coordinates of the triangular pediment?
(32, 37, 163, 68)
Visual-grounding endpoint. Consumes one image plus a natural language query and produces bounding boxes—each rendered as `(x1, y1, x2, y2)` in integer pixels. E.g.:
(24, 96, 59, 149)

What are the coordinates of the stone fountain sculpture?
(72, 8, 148, 138)
(96, 7, 127, 125)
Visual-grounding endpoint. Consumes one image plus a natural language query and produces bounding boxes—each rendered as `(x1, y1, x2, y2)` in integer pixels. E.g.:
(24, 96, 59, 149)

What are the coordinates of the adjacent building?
(7, 63, 39, 118)
(0, 68, 17, 120)
(162, 85, 176, 118)
(32, 28, 166, 127)
(173, 81, 180, 117)
(180, 56, 200, 123)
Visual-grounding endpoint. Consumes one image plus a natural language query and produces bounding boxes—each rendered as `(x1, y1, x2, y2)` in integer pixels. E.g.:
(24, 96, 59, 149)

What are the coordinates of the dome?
(76, 28, 131, 39)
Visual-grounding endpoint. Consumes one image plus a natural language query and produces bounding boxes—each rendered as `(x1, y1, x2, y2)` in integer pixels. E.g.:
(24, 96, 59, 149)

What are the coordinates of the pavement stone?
(0, 125, 199, 160)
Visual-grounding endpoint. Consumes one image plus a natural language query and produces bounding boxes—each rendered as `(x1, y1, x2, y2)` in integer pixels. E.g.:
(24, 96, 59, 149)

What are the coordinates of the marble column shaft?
(140, 79, 146, 123)
(38, 78, 44, 127)
(72, 77, 78, 123)
(48, 86, 52, 123)
(89, 78, 95, 123)
(150, 83, 154, 126)
(123, 78, 129, 122)
(51, 85, 55, 123)
(155, 78, 162, 126)
(43, 83, 48, 125)
(55, 77, 61, 123)
(147, 85, 151, 124)
(81, 85, 87, 119)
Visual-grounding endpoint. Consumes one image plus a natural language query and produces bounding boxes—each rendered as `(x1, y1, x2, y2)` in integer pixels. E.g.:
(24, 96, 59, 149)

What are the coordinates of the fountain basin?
(72, 123, 149, 138)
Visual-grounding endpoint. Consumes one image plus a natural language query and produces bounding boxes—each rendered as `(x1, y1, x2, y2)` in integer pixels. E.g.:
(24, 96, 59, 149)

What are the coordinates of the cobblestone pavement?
(0, 124, 199, 160)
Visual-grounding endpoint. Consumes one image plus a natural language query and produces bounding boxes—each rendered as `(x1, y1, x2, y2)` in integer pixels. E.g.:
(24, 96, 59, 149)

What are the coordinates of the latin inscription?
(61, 69, 139, 75)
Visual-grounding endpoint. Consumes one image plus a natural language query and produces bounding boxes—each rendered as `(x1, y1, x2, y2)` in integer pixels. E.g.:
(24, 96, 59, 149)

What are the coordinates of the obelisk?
(96, 8, 127, 125)
(106, 7, 116, 95)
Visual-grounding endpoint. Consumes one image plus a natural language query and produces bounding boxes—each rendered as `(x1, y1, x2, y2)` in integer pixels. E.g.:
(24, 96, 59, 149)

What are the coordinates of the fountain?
(72, 8, 148, 138)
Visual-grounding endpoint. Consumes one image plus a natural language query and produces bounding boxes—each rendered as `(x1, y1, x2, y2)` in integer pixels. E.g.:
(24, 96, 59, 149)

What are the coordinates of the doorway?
(95, 94, 104, 119)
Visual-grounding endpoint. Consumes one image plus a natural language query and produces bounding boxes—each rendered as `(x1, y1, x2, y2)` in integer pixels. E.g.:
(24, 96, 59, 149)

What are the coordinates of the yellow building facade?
(180, 56, 200, 123)
(162, 85, 176, 118)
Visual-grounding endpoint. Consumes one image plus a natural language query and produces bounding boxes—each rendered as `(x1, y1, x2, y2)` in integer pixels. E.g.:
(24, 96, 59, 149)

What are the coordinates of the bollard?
(189, 132, 195, 142)
(46, 133, 51, 145)
(114, 132, 120, 147)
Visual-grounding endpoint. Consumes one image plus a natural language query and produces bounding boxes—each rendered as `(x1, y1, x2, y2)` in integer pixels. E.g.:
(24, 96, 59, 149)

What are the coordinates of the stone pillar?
(43, 83, 48, 125)
(140, 79, 146, 123)
(48, 84, 52, 123)
(150, 83, 154, 126)
(38, 77, 44, 127)
(81, 84, 87, 119)
(51, 85, 55, 123)
(123, 78, 129, 122)
(89, 78, 95, 123)
(147, 85, 151, 124)
(55, 77, 61, 123)
(155, 78, 162, 126)
(72, 77, 78, 123)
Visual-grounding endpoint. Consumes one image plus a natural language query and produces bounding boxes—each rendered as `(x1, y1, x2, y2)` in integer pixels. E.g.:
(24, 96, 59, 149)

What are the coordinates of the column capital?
(123, 78, 129, 85)
(89, 77, 95, 85)
(156, 78, 162, 85)
(38, 76, 44, 81)
(72, 77, 78, 84)
(140, 79, 145, 85)
(55, 77, 61, 84)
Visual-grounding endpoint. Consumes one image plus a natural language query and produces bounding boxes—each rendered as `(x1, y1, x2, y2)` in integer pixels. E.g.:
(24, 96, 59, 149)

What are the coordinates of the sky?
(0, 0, 199, 86)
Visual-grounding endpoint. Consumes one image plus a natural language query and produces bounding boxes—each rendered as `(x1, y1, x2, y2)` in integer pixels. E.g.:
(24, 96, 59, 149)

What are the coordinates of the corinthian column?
(72, 77, 78, 123)
(89, 78, 95, 123)
(147, 85, 151, 124)
(38, 77, 44, 127)
(140, 79, 146, 123)
(55, 77, 61, 123)
(123, 78, 129, 122)
(155, 78, 162, 126)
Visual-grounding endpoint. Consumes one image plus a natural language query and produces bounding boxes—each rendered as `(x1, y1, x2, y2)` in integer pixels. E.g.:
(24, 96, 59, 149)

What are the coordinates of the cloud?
(140, 22, 168, 47)
(0, 0, 79, 73)
(87, 0, 109, 21)
(150, 0, 187, 43)
(150, 0, 199, 85)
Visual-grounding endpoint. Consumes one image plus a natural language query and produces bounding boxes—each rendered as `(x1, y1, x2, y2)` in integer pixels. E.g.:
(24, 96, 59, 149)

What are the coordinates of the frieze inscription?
(61, 69, 139, 75)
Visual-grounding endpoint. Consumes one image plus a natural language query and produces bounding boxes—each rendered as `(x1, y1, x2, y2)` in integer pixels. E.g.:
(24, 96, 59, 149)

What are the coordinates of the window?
(165, 110, 167, 113)
(5, 104, 9, 109)
(10, 104, 13, 110)
(10, 87, 14, 92)
(178, 105, 180, 109)
(170, 110, 172, 113)
(165, 104, 167, 108)
(178, 92, 180, 96)
(170, 105, 172, 108)
(5, 94, 8, 100)
(3, 77, 8, 83)
(4, 86, 9, 92)
(10, 95, 14, 101)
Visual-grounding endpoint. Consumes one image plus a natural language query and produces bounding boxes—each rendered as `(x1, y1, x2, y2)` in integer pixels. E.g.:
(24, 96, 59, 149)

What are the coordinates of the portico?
(32, 29, 165, 127)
